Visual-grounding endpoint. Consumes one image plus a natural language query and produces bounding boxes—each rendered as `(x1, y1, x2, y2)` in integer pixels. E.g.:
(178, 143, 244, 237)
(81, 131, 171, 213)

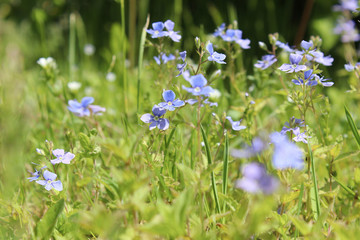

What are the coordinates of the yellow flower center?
(194, 87, 201, 92)
(167, 101, 172, 106)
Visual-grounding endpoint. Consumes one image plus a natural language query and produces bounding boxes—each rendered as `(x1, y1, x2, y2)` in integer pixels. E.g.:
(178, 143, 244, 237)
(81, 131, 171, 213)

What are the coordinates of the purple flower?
(176, 51, 187, 77)
(182, 74, 214, 96)
(316, 75, 334, 87)
(28, 166, 47, 182)
(140, 105, 169, 131)
(280, 117, 305, 134)
(231, 137, 266, 158)
(146, 22, 168, 38)
(276, 41, 294, 52)
(333, 0, 358, 12)
(310, 51, 334, 66)
(88, 105, 106, 115)
(292, 69, 318, 86)
(226, 116, 246, 131)
(291, 128, 309, 144)
(235, 162, 278, 194)
(164, 20, 181, 42)
(345, 62, 360, 71)
(51, 149, 75, 165)
(254, 54, 277, 70)
(158, 90, 185, 111)
(278, 54, 307, 73)
(36, 170, 63, 191)
(221, 29, 250, 49)
(206, 42, 226, 64)
(300, 40, 313, 50)
(334, 19, 360, 43)
(68, 97, 94, 117)
(270, 132, 304, 170)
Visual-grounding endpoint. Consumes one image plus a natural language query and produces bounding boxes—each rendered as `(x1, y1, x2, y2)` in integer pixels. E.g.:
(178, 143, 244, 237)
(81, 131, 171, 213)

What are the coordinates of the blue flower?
(154, 53, 176, 65)
(51, 149, 75, 165)
(333, 0, 358, 12)
(231, 137, 266, 158)
(254, 54, 277, 70)
(206, 42, 226, 64)
(28, 165, 47, 182)
(226, 116, 246, 131)
(182, 74, 214, 96)
(275, 40, 294, 52)
(334, 19, 360, 43)
(36, 170, 63, 191)
(316, 75, 334, 87)
(291, 69, 318, 86)
(68, 97, 105, 117)
(176, 51, 187, 77)
(140, 105, 169, 131)
(278, 53, 307, 73)
(345, 62, 360, 71)
(270, 132, 304, 170)
(158, 90, 185, 111)
(221, 29, 250, 49)
(300, 40, 313, 50)
(213, 23, 226, 37)
(146, 22, 168, 38)
(280, 116, 305, 134)
(164, 20, 181, 42)
(235, 162, 278, 194)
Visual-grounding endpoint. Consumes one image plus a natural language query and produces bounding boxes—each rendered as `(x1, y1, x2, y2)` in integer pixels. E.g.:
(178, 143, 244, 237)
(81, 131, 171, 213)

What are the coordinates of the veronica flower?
(164, 20, 181, 42)
(36, 170, 63, 191)
(231, 137, 267, 158)
(278, 53, 307, 73)
(206, 42, 226, 64)
(333, 0, 358, 12)
(235, 162, 278, 194)
(154, 53, 176, 65)
(291, 128, 309, 144)
(254, 55, 277, 70)
(68, 97, 105, 117)
(213, 23, 226, 37)
(300, 40, 314, 50)
(51, 149, 75, 165)
(158, 90, 185, 111)
(176, 51, 187, 77)
(275, 41, 294, 52)
(28, 166, 47, 182)
(140, 105, 169, 130)
(344, 62, 360, 71)
(281, 117, 305, 134)
(182, 74, 214, 96)
(270, 132, 304, 170)
(292, 69, 318, 86)
(146, 22, 168, 38)
(221, 29, 250, 49)
(334, 19, 360, 43)
(316, 75, 334, 87)
(226, 116, 246, 131)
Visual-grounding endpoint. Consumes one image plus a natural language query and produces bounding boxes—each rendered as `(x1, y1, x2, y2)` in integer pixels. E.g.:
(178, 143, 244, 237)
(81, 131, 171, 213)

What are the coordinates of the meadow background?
(1, 0, 360, 239)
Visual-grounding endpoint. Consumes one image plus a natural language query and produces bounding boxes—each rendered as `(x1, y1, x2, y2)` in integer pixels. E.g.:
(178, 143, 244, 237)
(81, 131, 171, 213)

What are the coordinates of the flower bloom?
(51, 149, 75, 165)
(37, 57, 57, 69)
(334, 19, 360, 43)
(146, 22, 168, 38)
(158, 90, 185, 111)
(231, 137, 266, 158)
(84, 44, 95, 56)
(106, 72, 116, 82)
(221, 29, 251, 49)
(270, 132, 304, 170)
(275, 41, 294, 52)
(68, 97, 105, 117)
(292, 69, 318, 86)
(154, 53, 176, 65)
(278, 53, 307, 73)
(182, 74, 214, 96)
(254, 54, 277, 70)
(333, 0, 358, 12)
(176, 51, 187, 77)
(235, 162, 278, 194)
(206, 42, 226, 64)
(213, 23, 226, 37)
(226, 116, 246, 131)
(164, 20, 181, 42)
(345, 62, 360, 71)
(140, 105, 169, 130)
(36, 170, 63, 191)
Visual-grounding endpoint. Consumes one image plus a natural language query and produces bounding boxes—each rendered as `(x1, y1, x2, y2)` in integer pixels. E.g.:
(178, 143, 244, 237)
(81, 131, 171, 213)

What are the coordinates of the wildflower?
(68, 97, 105, 117)
(221, 29, 251, 49)
(300, 40, 313, 50)
(275, 40, 294, 52)
(270, 132, 304, 170)
(316, 75, 334, 87)
(67, 81, 81, 92)
(344, 62, 360, 71)
(292, 128, 309, 144)
(37, 57, 57, 69)
(28, 166, 46, 182)
(312, 52, 334, 66)
(140, 105, 169, 130)
(106, 72, 116, 82)
(206, 42, 226, 64)
(235, 162, 278, 194)
(213, 23, 226, 37)
(280, 117, 305, 134)
(36, 170, 63, 191)
(292, 69, 318, 86)
(51, 149, 75, 165)
(176, 51, 187, 77)
(231, 137, 266, 158)
(254, 54, 277, 70)
(333, 0, 358, 12)
(182, 74, 214, 96)
(164, 20, 181, 42)
(158, 90, 185, 111)
(146, 22, 168, 38)
(154, 53, 176, 65)
(226, 116, 246, 131)
(334, 19, 360, 42)
(84, 44, 95, 56)
(278, 53, 307, 73)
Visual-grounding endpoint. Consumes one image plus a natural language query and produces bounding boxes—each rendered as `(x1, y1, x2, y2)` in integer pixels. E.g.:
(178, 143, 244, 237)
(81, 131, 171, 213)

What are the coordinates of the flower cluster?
(333, 0, 360, 43)
(213, 23, 251, 49)
(146, 20, 181, 42)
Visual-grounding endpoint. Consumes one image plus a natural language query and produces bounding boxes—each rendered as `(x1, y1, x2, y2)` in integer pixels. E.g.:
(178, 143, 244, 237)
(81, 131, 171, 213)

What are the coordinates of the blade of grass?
(200, 124, 221, 214)
(332, 175, 356, 197)
(295, 183, 304, 239)
(308, 142, 320, 220)
(69, 13, 76, 83)
(137, 15, 150, 113)
(222, 132, 229, 223)
(344, 105, 360, 149)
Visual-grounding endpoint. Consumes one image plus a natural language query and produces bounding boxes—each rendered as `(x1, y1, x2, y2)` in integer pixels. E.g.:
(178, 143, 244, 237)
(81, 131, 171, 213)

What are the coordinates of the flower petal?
(163, 90, 176, 102)
(52, 181, 63, 191)
(81, 97, 94, 107)
(52, 149, 64, 158)
(189, 74, 207, 88)
(157, 118, 169, 130)
(140, 113, 154, 123)
(43, 170, 57, 181)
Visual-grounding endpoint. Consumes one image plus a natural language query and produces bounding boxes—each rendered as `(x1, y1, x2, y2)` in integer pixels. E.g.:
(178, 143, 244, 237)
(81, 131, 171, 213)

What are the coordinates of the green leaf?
(344, 105, 360, 149)
(288, 215, 311, 236)
(137, 15, 149, 112)
(332, 175, 356, 197)
(308, 143, 320, 220)
(36, 198, 65, 239)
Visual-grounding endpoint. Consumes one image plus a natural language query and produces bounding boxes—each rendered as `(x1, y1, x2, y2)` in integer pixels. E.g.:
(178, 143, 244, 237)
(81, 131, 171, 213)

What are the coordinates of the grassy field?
(1, 0, 360, 239)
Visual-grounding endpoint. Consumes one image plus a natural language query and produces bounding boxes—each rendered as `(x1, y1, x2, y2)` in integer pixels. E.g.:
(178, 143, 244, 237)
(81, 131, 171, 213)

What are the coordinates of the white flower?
(84, 44, 95, 56)
(37, 57, 57, 69)
(67, 81, 82, 92)
(106, 72, 116, 82)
